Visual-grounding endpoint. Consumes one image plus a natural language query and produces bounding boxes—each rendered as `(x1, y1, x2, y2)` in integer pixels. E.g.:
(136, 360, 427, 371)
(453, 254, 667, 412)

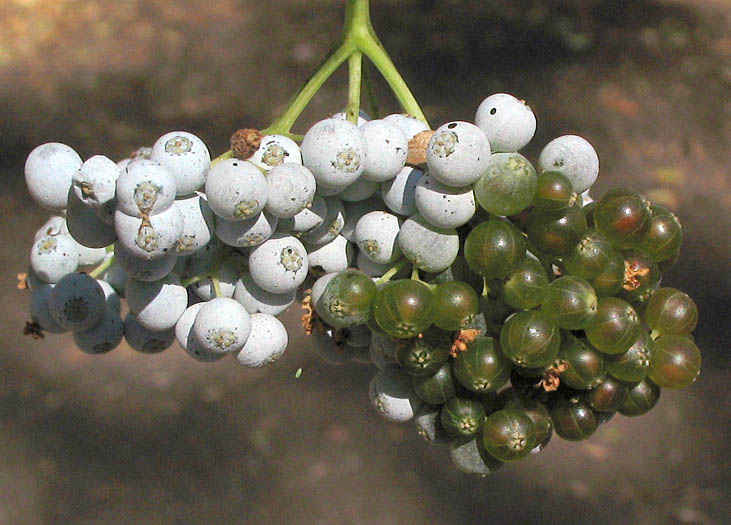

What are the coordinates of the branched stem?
(410, 265, 436, 291)
(264, 41, 354, 136)
(212, 0, 428, 161)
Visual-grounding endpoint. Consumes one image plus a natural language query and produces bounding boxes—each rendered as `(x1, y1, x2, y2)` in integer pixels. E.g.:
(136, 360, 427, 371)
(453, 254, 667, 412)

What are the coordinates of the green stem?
(482, 277, 491, 298)
(411, 265, 420, 281)
(410, 265, 436, 291)
(90, 254, 115, 279)
(362, 61, 380, 119)
(359, 45, 427, 125)
(212, 276, 223, 298)
(181, 272, 214, 288)
(345, 0, 428, 124)
(265, 41, 354, 135)
(375, 258, 409, 286)
(211, 0, 428, 162)
(346, 51, 363, 124)
(210, 149, 234, 168)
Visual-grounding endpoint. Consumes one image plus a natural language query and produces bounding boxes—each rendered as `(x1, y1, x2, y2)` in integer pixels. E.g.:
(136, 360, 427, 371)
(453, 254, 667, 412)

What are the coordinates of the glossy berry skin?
(649, 335, 701, 389)
(557, 336, 606, 390)
(453, 336, 512, 393)
(550, 396, 598, 441)
(540, 275, 598, 330)
(593, 188, 652, 248)
(526, 204, 587, 256)
(504, 397, 553, 451)
(316, 270, 377, 328)
(533, 171, 576, 212)
(481, 408, 537, 462)
(619, 378, 661, 417)
(640, 205, 682, 263)
(412, 361, 458, 405)
(464, 219, 526, 279)
(395, 327, 451, 376)
(590, 250, 626, 297)
(373, 279, 434, 338)
(562, 231, 618, 280)
(619, 250, 660, 304)
(440, 397, 487, 438)
(585, 376, 628, 412)
(474, 152, 537, 216)
(501, 257, 549, 310)
(500, 311, 560, 368)
(585, 297, 642, 355)
(644, 287, 698, 335)
(607, 330, 653, 383)
(432, 281, 479, 331)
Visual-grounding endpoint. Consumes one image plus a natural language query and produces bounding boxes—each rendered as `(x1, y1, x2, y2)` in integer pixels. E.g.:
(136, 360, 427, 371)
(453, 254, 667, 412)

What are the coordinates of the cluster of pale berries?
(23, 95, 588, 380)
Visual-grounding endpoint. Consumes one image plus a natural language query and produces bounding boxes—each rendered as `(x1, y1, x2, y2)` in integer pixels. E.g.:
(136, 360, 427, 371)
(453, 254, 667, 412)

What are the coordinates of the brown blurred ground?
(0, 1, 729, 523)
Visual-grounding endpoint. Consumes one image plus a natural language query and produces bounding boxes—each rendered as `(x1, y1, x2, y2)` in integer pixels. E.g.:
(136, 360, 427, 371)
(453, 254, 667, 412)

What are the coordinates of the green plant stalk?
(180, 272, 215, 288)
(410, 265, 436, 291)
(89, 255, 115, 279)
(212, 276, 223, 298)
(212, 0, 427, 162)
(375, 258, 410, 286)
(362, 62, 380, 119)
(346, 51, 363, 125)
(482, 277, 491, 298)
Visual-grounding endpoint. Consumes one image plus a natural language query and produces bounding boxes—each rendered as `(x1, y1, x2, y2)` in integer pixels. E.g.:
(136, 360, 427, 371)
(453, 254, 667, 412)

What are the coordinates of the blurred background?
(1, 0, 729, 523)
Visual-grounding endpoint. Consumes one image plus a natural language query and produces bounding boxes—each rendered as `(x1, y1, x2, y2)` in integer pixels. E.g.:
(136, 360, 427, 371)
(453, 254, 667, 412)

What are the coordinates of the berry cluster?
(20, 0, 702, 474)
(300, 96, 701, 475)
(22, 90, 701, 473)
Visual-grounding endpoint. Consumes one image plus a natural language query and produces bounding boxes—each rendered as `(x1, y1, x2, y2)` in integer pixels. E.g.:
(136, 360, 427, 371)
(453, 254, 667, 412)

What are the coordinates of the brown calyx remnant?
(301, 291, 316, 335)
(539, 361, 569, 392)
(450, 329, 480, 358)
(406, 130, 435, 166)
(17, 273, 28, 290)
(24, 321, 44, 339)
(230, 128, 264, 160)
(623, 259, 650, 290)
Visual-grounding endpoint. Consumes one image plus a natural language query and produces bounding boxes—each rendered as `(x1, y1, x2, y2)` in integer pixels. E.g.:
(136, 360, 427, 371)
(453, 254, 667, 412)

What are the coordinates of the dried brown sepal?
(450, 328, 480, 358)
(539, 360, 570, 392)
(24, 321, 45, 339)
(230, 128, 264, 160)
(301, 291, 315, 335)
(622, 260, 650, 291)
(407, 130, 434, 166)
(17, 273, 29, 290)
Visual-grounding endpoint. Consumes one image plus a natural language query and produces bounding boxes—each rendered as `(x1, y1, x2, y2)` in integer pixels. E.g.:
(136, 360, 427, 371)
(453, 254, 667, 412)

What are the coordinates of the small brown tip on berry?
(407, 130, 434, 166)
(231, 128, 264, 160)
